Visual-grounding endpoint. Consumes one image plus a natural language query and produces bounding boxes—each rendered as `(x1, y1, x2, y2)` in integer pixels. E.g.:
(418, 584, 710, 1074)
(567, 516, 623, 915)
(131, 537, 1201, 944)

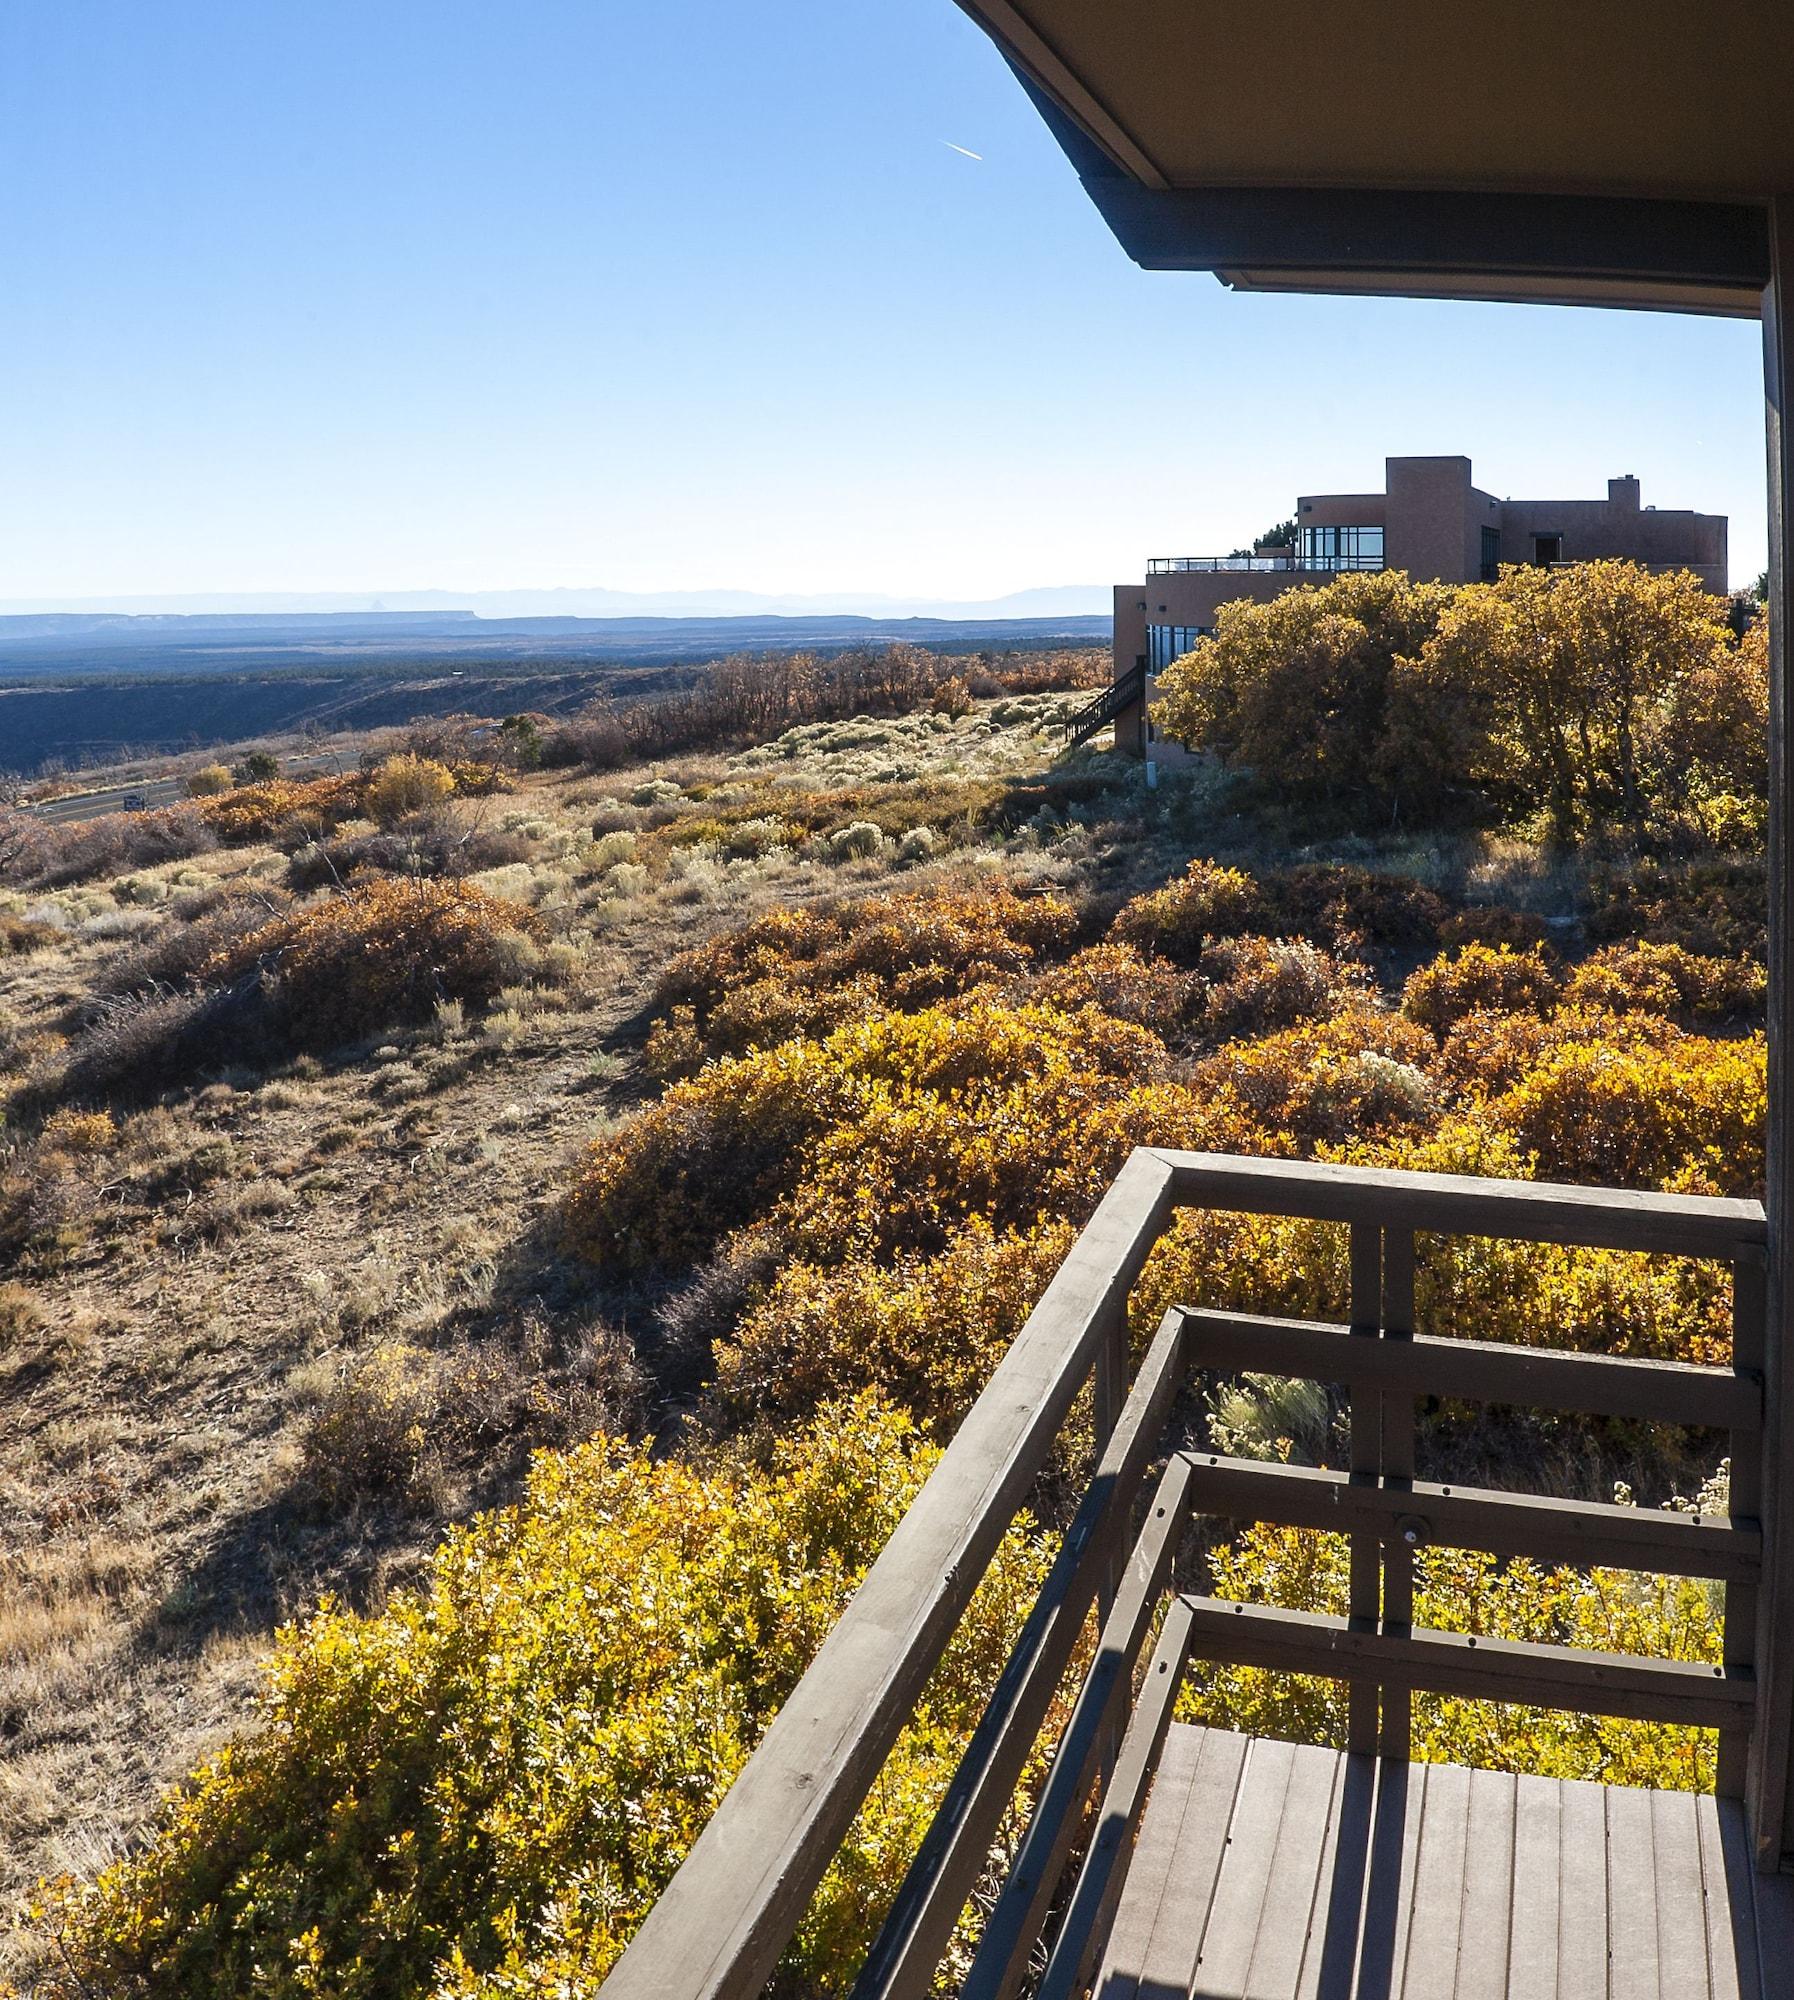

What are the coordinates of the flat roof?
(957, 1, 1788, 315)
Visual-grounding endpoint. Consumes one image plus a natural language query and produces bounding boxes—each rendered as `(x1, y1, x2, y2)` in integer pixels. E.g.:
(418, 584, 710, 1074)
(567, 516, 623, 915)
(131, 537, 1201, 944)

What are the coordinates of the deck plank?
(1452, 1766, 1516, 2000)
(1555, 1779, 1609, 2000)
(1192, 1737, 1298, 1995)
(1297, 1751, 1374, 2000)
(1096, 1722, 1203, 2000)
(1650, 1786, 1714, 2000)
(1507, 1772, 1561, 1998)
(1240, 1740, 1342, 1997)
(1401, 1761, 1470, 2000)
(1093, 1731, 1778, 2000)
(1604, 1782, 1658, 2000)
(1133, 1727, 1250, 1994)
(1697, 1795, 1749, 2000)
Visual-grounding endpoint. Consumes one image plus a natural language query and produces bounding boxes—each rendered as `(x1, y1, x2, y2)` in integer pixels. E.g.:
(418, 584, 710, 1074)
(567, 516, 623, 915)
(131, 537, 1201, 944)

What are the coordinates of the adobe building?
(1106, 454, 1727, 756)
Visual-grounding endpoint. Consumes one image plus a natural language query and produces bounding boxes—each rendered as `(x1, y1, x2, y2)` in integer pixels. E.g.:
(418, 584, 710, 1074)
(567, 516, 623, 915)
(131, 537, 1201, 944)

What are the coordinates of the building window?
(1299, 525, 1384, 570)
(1481, 526, 1501, 583)
(1532, 533, 1563, 567)
(1147, 624, 1211, 670)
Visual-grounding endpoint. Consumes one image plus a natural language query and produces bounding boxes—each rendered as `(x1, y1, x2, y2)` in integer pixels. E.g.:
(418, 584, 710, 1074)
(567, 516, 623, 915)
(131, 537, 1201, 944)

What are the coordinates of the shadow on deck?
(1104, 1724, 1794, 2000)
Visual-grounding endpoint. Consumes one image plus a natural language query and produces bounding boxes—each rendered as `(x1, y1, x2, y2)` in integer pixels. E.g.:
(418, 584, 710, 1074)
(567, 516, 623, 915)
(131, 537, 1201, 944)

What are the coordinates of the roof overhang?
(960, 1, 1788, 317)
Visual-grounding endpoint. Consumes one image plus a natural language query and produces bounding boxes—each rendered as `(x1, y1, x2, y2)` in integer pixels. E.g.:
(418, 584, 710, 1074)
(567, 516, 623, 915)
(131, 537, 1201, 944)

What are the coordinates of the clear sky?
(0, 0, 1768, 604)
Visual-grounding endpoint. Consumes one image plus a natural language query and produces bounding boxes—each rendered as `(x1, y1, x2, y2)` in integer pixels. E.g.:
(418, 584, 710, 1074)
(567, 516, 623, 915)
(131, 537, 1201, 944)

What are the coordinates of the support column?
(1754, 193, 1794, 1872)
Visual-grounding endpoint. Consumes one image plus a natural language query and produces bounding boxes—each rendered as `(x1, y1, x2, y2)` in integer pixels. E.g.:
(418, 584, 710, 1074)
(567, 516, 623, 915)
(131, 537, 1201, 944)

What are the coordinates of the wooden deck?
(1096, 1725, 1794, 2000)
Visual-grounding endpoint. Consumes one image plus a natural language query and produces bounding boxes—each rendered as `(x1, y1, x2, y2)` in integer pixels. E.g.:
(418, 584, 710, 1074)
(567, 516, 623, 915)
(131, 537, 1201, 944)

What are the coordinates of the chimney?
(1608, 475, 1641, 511)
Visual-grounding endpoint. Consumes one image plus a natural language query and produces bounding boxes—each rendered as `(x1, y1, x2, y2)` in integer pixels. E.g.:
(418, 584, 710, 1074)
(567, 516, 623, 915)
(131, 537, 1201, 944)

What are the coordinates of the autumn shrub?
(1584, 856, 1766, 960)
(208, 879, 545, 1049)
(708, 1218, 1075, 1438)
(1021, 942, 1200, 1036)
(1187, 1008, 1439, 1153)
(286, 814, 529, 891)
(1385, 562, 1739, 844)
(1112, 858, 1447, 966)
(37, 1398, 1052, 2000)
(1257, 862, 1450, 953)
(1184, 1522, 1721, 1790)
(1486, 1028, 1765, 1195)
(95, 889, 291, 997)
(1432, 1002, 1682, 1100)
(1401, 944, 1562, 1040)
(40, 1107, 118, 1155)
(0, 911, 59, 954)
(1197, 935, 1359, 1043)
(648, 883, 1080, 1070)
(186, 763, 233, 797)
(364, 753, 457, 828)
(1562, 940, 1765, 1023)
(192, 772, 367, 847)
(1150, 569, 1454, 824)
(566, 1000, 1163, 1273)
(5, 805, 218, 888)
(1108, 858, 1265, 965)
(297, 1344, 451, 1510)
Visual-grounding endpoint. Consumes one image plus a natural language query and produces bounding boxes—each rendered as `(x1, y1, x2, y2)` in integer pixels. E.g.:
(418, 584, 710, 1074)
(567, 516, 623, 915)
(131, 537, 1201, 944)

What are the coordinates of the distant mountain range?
(0, 583, 1112, 621)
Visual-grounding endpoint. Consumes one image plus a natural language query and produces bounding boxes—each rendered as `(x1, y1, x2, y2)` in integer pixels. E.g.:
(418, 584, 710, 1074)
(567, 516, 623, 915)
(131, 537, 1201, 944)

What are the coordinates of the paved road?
(26, 753, 343, 825)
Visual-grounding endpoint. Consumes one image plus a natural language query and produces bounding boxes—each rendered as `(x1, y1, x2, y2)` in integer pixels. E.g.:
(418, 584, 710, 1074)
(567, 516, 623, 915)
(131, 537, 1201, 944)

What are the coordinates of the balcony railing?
(602, 1149, 1772, 2000)
(1148, 553, 1385, 574)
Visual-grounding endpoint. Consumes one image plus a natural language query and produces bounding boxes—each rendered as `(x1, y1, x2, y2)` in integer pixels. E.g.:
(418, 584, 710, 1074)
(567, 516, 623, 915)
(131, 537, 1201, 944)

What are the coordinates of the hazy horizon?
(0, 582, 1114, 622)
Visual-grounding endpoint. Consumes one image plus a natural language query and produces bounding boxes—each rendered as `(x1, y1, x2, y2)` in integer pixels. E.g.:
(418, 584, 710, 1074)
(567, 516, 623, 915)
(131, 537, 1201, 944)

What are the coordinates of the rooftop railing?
(1148, 554, 1385, 574)
(601, 1148, 1768, 2000)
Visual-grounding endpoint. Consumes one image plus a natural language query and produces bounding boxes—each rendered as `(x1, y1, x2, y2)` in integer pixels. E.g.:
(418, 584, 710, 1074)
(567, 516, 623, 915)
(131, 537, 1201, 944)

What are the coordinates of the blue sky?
(0, 0, 1767, 604)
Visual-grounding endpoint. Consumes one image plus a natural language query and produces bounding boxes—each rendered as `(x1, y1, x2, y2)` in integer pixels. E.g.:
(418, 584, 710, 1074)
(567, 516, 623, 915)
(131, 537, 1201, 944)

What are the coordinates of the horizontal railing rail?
(604, 1148, 1768, 2000)
(1146, 553, 1386, 574)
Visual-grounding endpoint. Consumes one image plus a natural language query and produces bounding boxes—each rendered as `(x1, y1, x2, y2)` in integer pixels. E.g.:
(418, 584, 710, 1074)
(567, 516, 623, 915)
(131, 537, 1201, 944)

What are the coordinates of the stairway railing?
(1058, 659, 1146, 748)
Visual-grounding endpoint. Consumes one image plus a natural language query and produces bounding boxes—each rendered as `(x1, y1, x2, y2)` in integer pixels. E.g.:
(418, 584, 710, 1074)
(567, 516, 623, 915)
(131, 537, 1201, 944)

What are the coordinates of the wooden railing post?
(1347, 1221, 1382, 1754)
(1093, 1295, 1128, 1631)
(1379, 1230, 1416, 1760)
(1728, 1243, 1767, 1802)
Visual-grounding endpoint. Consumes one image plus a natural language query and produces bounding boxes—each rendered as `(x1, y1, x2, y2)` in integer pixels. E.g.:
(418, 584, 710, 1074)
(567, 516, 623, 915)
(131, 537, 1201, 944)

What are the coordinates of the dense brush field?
(0, 600, 1771, 1996)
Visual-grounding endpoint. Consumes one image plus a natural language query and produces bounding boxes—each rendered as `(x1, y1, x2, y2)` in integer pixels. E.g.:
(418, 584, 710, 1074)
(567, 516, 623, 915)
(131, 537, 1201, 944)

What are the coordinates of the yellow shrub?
(709, 1217, 1074, 1437)
(1188, 1008, 1439, 1152)
(193, 772, 367, 845)
(364, 753, 457, 827)
(1402, 943, 1561, 1039)
(1183, 1522, 1721, 1791)
(566, 999, 1163, 1273)
(209, 878, 543, 1048)
(1563, 940, 1765, 1023)
(185, 763, 233, 798)
(1433, 1001, 1682, 1099)
(1488, 1028, 1765, 1195)
(1198, 934, 1359, 1044)
(1109, 857, 1263, 965)
(36, 1398, 1052, 1999)
(39, 1107, 118, 1155)
(651, 882, 1080, 1067)
(1021, 942, 1200, 1036)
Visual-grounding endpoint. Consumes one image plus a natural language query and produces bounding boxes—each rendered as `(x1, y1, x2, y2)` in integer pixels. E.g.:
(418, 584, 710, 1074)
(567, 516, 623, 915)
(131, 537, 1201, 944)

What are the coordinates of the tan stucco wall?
(1498, 486, 1727, 590)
